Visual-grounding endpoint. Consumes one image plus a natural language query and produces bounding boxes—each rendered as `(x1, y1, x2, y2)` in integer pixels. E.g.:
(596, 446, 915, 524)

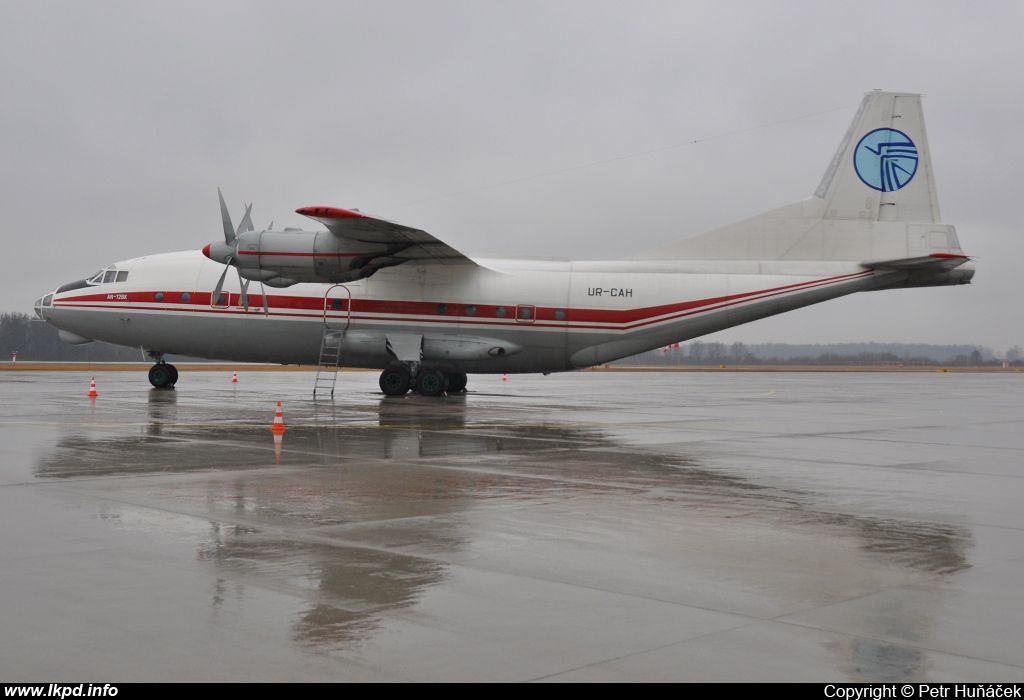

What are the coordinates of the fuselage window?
(115, 271, 129, 282)
(103, 270, 117, 284)
(331, 298, 344, 310)
(554, 309, 566, 320)
(436, 303, 447, 315)
(465, 305, 477, 316)
(154, 292, 164, 302)
(495, 306, 507, 318)
(180, 292, 191, 303)
(519, 307, 533, 320)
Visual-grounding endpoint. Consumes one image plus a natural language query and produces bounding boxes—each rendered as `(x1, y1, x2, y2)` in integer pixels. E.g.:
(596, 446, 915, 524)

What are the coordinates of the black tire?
(446, 372, 468, 393)
(148, 364, 174, 389)
(167, 364, 178, 386)
(379, 366, 411, 396)
(416, 368, 446, 397)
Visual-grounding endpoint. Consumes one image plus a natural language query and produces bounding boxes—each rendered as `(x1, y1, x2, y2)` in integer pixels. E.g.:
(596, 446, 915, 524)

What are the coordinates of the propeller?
(211, 257, 233, 305)
(209, 189, 269, 315)
(218, 187, 236, 245)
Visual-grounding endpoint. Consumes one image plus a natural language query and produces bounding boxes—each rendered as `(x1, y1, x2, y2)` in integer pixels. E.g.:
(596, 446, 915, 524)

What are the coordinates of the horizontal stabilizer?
(861, 253, 970, 272)
(628, 91, 968, 275)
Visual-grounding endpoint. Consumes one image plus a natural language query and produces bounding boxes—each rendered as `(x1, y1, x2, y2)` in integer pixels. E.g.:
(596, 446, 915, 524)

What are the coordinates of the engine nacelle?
(206, 229, 404, 287)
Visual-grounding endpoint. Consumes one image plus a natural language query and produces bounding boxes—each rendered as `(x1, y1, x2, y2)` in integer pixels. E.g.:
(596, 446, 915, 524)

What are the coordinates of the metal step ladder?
(313, 328, 343, 399)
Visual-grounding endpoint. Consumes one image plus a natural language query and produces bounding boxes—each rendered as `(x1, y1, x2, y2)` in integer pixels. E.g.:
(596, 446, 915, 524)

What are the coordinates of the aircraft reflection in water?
(36, 394, 971, 674)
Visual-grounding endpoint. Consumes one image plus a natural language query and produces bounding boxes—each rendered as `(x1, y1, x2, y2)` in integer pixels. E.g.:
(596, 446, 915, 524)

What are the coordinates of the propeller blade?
(267, 221, 273, 231)
(237, 203, 254, 236)
(238, 274, 250, 309)
(261, 280, 269, 316)
(218, 188, 236, 245)
(212, 258, 232, 305)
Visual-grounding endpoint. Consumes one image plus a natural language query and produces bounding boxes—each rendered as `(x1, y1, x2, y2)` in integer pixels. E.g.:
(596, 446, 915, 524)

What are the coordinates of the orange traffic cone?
(270, 400, 287, 434)
(502, 373, 507, 382)
(87, 377, 98, 398)
(231, 370, 238, 383)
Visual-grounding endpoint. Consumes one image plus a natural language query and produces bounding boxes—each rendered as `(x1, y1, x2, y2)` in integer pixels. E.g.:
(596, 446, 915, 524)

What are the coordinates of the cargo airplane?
(36, 91, 973, 396)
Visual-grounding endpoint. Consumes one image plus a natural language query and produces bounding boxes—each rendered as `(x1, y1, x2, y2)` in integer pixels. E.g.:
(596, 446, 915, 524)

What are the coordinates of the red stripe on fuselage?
(51, 270, 874, 330)
(568, 271, 869, 324)
(235, 251, 367, 257)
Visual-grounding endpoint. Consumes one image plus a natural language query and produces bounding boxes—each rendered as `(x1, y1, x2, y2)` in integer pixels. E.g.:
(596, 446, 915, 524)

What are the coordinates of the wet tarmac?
(1, 370, 1022, 681)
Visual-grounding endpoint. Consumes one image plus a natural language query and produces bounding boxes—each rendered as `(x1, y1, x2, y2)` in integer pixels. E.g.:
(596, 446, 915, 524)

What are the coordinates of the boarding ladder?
(313, 328, 343, 399)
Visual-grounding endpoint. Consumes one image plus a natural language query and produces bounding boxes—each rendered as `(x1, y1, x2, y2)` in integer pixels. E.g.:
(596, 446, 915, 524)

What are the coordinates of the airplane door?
(324, 285, 351, 330)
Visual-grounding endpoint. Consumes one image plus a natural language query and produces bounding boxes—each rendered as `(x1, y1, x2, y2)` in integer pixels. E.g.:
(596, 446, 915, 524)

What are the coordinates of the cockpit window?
(115, 271, 128, 282)
(103, 270, 116, 284)
(88, 271, 104, 284)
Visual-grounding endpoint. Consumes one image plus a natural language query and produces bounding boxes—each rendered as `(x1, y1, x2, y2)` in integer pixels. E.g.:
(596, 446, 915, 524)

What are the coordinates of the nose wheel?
(148, 363, 178, 389)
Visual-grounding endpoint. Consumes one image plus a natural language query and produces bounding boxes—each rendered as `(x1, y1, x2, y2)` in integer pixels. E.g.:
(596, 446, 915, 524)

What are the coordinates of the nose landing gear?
(147, 353, 178, 389)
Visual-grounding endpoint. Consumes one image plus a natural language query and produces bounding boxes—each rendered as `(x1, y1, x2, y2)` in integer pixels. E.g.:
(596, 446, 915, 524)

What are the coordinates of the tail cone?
(87, 377, 98, 398)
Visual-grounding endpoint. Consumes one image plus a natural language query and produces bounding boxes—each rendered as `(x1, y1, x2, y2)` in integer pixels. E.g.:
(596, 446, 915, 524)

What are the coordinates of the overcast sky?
(2, 1, 1021, 350)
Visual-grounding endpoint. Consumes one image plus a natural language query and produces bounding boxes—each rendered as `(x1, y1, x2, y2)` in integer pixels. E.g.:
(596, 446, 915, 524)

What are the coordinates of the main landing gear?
(148, 358, 178, 389)
(379, 365, 411, 396)
(378, 365, 467, 397)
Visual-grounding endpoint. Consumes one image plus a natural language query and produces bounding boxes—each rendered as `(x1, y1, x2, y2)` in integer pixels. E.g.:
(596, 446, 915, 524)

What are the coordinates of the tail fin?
(815, 91, 940, 223)
(629, 91, 958, 263)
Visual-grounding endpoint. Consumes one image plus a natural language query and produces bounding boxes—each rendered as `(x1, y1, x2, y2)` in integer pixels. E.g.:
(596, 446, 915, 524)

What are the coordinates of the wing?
(861, 253, 971, 272)
(296, 206, 476, 266)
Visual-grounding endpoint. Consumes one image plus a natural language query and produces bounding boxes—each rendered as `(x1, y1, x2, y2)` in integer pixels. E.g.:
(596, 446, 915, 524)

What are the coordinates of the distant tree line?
(617, 340, 1024, 368)
(0, 312, 141, 361)
(4, 311, 1022, 367)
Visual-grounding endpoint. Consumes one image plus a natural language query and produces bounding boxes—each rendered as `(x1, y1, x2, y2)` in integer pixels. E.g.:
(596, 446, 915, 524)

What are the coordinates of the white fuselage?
(38, 249, 891, 373)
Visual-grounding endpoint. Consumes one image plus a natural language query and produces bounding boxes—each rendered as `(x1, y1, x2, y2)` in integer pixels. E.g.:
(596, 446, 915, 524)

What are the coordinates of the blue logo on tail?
(853, 128, 918, 192)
